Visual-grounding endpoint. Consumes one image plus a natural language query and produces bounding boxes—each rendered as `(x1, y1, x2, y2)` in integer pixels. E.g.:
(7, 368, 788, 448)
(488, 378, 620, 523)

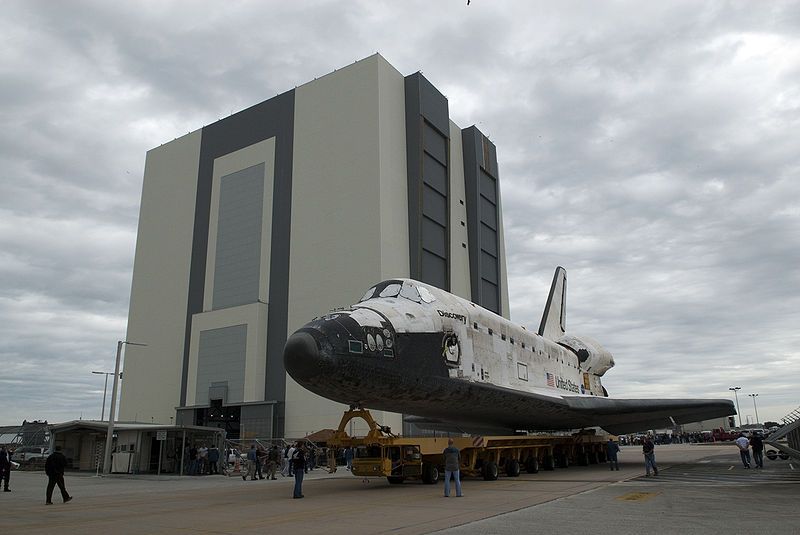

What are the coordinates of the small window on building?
(488, 328, 493, 336)
(501, 334, 507, 341)
(521, 342, 526, 349)
(473, 322, 478, 330)
(510, 338, 515, 345)
(517, 362, 528, 381)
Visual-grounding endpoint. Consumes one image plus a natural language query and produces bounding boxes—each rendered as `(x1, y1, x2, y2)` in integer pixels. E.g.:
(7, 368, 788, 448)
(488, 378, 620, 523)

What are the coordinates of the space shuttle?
(284, 267, 735, 435)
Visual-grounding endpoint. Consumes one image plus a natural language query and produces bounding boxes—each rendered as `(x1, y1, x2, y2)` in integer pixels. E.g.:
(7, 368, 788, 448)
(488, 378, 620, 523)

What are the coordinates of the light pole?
(92, 371, 116, 421)
(103, 340, 146, 475)
(729, 387, 742, 427)
(748, 393, 759, 425)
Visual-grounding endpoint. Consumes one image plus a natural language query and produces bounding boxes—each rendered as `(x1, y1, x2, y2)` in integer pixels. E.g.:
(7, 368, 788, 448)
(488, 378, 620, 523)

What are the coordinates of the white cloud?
(1, 0, 798, 425)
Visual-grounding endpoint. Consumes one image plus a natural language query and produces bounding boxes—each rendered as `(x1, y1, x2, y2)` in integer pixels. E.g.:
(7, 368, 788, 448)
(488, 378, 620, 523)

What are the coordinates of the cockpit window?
(418, 286, 436, 303)
(379, 284, 402, 298)
(360, 286, 376, 302)
(357, 279, 436, 304)
(399, 283, 421, 303)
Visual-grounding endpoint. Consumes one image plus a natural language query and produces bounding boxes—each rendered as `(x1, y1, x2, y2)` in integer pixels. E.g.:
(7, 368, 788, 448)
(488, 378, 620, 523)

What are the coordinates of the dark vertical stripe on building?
(404, 72, 451, 291)
(462, 126, 502, 314)
(181, 90, 295, 438)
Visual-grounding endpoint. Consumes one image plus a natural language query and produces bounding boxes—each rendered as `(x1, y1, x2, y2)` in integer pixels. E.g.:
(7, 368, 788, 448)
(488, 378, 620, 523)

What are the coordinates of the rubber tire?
(387, 476, 404, 484)
(525, 456, 539, 474)
(422, 463, 439, 484)
(505, 459, 521, 477)
(482, 461, 499, 481)
(766, 450, 778, 461)
(779, 452, 790, 460)
(542, 455, 555, 471)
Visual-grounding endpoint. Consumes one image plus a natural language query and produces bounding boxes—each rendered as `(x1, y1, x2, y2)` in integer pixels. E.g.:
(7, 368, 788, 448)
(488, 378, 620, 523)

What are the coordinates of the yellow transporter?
(327, 409, 611, 484)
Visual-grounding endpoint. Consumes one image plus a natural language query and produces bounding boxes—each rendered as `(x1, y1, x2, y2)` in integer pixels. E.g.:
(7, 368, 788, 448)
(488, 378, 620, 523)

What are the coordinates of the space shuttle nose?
(284, 332, 323, 382)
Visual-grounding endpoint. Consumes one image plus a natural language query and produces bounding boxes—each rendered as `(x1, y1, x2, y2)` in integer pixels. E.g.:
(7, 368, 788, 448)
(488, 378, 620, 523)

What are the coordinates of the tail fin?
(538, 266, 567, 340)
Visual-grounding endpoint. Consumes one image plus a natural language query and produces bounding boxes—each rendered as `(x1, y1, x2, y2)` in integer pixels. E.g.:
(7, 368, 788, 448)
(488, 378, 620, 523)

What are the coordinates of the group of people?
(604, 435, 658, 475)
(185, 444, 220, 475)
(241, 444, 281, 481)
(735, 431, 765, 469)
(236, 442, 311, 499)
(1, 444, 75, 503)
(0, 427, 773, 506)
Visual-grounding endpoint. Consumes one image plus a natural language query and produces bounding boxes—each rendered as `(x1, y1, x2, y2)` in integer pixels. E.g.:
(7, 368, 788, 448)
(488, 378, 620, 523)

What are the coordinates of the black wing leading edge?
(564, 396, 736, 435)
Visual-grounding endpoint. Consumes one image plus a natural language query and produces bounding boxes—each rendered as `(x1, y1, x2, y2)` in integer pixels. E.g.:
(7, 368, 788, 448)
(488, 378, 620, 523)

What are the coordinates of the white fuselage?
(351, 279, 610, 400)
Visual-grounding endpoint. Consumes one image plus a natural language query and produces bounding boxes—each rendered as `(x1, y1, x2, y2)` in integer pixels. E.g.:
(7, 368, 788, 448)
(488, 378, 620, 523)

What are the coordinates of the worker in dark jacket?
(45, 446, 72, 505)
(0, 445, 11, 492)
(292, 444, 306, 498)
(750, 433, 765, 469)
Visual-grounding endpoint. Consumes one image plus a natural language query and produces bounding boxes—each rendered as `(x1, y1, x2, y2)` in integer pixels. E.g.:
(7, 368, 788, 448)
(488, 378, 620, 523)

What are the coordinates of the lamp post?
(103, 340, 146, 475)
(748, 393, 759, 425)
(91, 371, 116, 421)
(729, 387, 742, 427)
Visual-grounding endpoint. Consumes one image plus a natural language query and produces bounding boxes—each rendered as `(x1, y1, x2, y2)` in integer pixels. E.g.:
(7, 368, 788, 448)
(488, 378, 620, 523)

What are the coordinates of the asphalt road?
(1, 444, 796, 534)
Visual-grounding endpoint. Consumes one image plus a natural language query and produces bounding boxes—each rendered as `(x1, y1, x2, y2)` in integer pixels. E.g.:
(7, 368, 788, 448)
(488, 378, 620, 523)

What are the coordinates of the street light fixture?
(102, 340, 147, 475)
(729, 387, 742, 427)
(91, 371, 117, 421)
(748, 393, 759, 425)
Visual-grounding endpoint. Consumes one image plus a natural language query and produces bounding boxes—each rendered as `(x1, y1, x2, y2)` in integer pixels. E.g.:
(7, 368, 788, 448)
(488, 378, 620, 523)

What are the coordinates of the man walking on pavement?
(642, 435, 658, 476)
(0, 445, 12, 492)
(606, 438, 620, 471)
(735, 432, 752, 468)
(750, 432, 764, 469)
(442, 438, 462, 497)
(45, 446, 72, 504)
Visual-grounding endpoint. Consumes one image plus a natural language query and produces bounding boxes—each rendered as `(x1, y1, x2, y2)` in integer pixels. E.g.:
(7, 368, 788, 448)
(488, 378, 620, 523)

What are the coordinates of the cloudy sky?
(1, 1, 798, 427)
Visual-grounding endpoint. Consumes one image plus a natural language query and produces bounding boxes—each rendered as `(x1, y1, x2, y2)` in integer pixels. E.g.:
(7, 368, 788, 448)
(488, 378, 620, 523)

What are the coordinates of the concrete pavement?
(1, 444, 795, 534)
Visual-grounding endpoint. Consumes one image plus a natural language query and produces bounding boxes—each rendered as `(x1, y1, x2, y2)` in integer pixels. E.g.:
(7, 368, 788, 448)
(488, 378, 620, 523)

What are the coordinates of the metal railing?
(765, 405, 800, 460)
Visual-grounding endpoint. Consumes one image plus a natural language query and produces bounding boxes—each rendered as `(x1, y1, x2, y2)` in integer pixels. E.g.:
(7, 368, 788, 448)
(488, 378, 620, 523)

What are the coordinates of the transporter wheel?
(766, 450, 778, 461)
(387, 476, 405, 484)
(505, 459, 521, 477)
(779, 452, 790, 460)
(542, 455, 555, 471)
(525, 456, 539, 474)
(422, 463, 439, 484)
(482, 461, 499, 481)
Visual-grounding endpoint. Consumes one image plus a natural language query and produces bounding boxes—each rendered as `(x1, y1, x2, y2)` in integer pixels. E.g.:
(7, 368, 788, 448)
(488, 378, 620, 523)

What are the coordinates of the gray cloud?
(1, 0, 798, 426)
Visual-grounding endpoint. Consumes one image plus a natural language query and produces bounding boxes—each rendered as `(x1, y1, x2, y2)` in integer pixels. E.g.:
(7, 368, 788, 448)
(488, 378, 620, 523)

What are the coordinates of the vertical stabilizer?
(538, 267, 567, 340)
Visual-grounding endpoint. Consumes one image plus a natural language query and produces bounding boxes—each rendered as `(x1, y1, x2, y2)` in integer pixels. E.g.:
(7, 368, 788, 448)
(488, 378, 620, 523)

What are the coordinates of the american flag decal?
(546, 372, 555, 387)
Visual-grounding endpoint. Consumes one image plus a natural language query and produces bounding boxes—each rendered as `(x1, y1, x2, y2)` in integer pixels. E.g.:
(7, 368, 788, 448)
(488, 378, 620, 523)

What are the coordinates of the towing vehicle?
(326, 408, 610, 484)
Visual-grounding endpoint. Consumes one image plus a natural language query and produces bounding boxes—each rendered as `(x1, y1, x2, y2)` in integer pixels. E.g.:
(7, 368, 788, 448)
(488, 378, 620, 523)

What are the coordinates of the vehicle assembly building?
(119, 54, 510, 439)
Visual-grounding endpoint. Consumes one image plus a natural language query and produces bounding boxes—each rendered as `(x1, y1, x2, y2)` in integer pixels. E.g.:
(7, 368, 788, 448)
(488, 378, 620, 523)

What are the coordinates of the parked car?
(11, 446, 49, 464)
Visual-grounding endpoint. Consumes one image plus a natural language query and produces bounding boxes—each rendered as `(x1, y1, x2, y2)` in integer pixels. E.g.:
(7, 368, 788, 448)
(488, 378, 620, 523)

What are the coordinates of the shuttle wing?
(562, 396, 735, 435)
(401, 380, 734, 436)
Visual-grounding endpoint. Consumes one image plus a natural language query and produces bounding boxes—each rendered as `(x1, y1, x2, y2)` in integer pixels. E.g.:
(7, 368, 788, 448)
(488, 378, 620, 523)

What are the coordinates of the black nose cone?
(284, 332, 322, 383)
